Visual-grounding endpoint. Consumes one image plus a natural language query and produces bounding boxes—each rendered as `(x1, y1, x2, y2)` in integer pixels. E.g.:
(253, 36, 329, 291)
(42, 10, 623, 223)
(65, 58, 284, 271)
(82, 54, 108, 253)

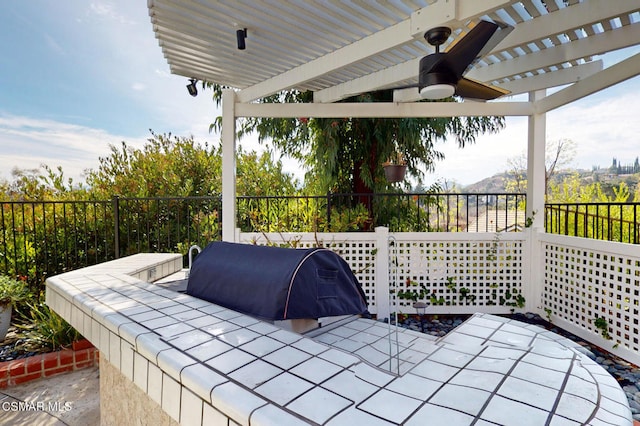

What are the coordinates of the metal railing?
(545, 202, 640, 244)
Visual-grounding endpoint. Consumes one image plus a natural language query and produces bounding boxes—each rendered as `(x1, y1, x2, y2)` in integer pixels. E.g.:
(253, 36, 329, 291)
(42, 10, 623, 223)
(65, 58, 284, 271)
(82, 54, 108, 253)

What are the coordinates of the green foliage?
(594, 316, 612, 340)
(14, 302, 81, 352)
(208, 86, 505, 195)
(0, 275, 29, 307)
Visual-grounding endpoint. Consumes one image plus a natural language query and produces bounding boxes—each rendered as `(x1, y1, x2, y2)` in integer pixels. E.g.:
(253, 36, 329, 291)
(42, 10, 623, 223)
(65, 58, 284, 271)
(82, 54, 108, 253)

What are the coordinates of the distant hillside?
(461, 168, 640, 196)
(462, 173, 510, 193)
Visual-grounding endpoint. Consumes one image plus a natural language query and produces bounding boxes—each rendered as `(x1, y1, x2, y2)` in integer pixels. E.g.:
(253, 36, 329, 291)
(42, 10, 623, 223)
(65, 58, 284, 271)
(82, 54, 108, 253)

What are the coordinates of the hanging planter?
(383, 164, 407, 183)
(382, 151, 407, 183)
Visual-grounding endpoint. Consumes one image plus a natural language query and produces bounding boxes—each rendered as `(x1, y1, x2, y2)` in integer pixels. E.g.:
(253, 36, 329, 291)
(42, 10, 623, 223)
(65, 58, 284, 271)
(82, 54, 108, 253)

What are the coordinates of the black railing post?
(326, 191, 332, 228)
(112, 196, 120, 259)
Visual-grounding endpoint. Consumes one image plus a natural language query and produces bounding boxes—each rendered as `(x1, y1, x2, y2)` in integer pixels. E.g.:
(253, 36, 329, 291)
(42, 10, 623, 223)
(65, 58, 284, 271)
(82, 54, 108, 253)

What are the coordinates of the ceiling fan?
(408, 20, 514, 101)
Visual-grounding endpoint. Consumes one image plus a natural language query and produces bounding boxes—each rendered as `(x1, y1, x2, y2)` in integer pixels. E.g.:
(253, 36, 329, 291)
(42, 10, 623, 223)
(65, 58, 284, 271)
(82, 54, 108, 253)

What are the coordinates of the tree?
(503, 138, 576, 196)
(208, 87, 505, 196)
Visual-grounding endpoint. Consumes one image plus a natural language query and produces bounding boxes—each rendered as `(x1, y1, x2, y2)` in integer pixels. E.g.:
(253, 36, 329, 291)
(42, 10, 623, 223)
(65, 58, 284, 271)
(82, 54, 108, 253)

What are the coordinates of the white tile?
(263, 346, 311, 370)
(120, 342, 135, 381)
(197, 304, 227, 316)
(135, 333, 171, 363)
(293, 338, 328, 355)
(118, 321, 150, 345)
(203, 402, 230, 424)
(160, 304, 191, 316)
(358, 389, 422, 424)
(410, 359, 460, 382)
(290, 357, 343, 384)
(548, 415, 582, 425)
(498, 377, 559, 411)
(330, 337, 367, 352)
(427, 347, 475, 368)
(454, 322, 498, 338)
(318, 348, 360, 368)
(180, 388, 203, 426)
(210, 382, 267, 425)
(247, 321, 280, 335)
(206, 348, 255, 374)
(141, 315, 174, 330)
(133, 352, 148, 393)
(563, 375, 598, 401)
(512, 361, 567, 389)
(162, 373, 182, 422)
(404, 403, 475, 426)
(554, 392, 596, 423)
(349, 363, 394, 387)
(155, 322, 195, 338)
(322, 370, 378, 404)
(186, 315, 222, 329)
(167, 329, 213, 351)
(522, 352, 572, 372)
(157, 348, 197, 381)
(202, 321, 240, 337)
(287, 386, 351, 424)
(430, 384, 490, 416)
(268, 329, 301, 345)
(450, 369, 504, 392)
(326, 407, 396, 426)
(187, 339, 233, 362)
(480, 395, 549, 426)
(212, 309, 243, 321)
(251, 404, 311, 426)
(240, 336, 285, 357)
(255, 371, 315, 406)
(228, 315, 260, 327)
(103, 313, 133, 334)
(355, 346, 391, 367)
(108, 331, 120, 368)
(385, 373, 441, 400)
(147, 362, 163, 405)
(439, 333, 486, 347)
(129, 309, 164, 322)
(181, 363, 227, 403)
(229, 359, 282, 389)
(466, 355, 517, 374)
(217, 328, 260, 346)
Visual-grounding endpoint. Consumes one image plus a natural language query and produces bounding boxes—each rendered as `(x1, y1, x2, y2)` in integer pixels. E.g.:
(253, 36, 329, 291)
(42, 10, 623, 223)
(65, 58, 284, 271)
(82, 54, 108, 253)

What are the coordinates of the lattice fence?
(390, 233, 525, 314)
(541, 234, 640, 361)
(240, 231, 526, 316)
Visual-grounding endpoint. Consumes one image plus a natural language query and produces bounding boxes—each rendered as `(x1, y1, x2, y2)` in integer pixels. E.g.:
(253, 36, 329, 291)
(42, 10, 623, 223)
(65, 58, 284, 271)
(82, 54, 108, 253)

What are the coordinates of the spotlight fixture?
(236, 28, 247, 50)
(186, 78, 198, 97)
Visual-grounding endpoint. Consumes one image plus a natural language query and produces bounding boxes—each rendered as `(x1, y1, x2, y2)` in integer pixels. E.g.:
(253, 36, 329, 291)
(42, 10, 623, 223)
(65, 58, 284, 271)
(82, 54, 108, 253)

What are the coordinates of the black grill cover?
(186, 241, 369, 321)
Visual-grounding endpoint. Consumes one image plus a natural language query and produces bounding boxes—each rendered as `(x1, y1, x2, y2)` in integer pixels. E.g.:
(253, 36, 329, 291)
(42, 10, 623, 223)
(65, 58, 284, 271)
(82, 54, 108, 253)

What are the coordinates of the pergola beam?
(235, 100, 534, 118)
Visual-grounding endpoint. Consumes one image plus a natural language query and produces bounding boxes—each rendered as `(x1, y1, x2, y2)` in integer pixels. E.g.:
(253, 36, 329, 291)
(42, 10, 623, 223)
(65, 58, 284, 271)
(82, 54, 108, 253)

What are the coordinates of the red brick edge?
(0, 340, 99, 388)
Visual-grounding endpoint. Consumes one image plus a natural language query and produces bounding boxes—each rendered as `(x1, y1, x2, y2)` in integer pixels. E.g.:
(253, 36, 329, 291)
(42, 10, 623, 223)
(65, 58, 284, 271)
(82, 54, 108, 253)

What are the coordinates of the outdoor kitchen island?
(45, 253, 632, 425)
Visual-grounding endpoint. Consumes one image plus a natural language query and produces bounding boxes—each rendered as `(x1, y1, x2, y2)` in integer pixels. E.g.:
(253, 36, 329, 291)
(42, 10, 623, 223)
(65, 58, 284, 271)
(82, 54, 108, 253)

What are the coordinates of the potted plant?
(382, 151, 407, 183)
(0, 275, 29, 341)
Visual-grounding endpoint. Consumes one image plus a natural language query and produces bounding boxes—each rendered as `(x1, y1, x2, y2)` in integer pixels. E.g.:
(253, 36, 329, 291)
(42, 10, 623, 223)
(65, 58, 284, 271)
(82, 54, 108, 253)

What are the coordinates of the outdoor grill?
(186, 241, 369, 332)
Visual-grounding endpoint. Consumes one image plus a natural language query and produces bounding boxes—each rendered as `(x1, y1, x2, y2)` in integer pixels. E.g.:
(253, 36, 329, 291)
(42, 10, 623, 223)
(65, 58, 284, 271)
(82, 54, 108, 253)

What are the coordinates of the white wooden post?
(525, 89, 547, 313)
(374, 226, 390, 320)
(221, 89, 237, 242)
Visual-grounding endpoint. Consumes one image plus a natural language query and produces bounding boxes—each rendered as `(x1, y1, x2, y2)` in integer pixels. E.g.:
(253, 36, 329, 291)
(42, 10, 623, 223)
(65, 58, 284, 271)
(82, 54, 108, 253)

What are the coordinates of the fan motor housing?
(419, 53, 457, 89)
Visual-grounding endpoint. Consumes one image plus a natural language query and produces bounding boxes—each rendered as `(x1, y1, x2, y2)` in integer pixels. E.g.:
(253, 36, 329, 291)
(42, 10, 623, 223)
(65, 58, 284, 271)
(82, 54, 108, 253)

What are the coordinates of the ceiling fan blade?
(455, 77, 510, 100)
(446, 20, 513, 78)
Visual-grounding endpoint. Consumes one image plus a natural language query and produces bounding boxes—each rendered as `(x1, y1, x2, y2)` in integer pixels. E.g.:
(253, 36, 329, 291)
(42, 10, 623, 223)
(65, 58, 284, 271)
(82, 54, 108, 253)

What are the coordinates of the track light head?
(236, 28, 247, 50)
(187, 78, 198, 97)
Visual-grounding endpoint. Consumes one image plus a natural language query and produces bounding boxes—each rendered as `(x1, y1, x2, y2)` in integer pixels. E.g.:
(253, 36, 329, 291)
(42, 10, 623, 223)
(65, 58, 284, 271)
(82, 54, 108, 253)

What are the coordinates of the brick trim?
(0, 340, 99, 388)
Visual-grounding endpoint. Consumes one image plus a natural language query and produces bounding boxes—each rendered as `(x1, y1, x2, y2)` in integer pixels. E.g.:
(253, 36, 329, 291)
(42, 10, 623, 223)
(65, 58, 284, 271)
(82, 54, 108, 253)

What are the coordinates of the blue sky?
(1, 1, 639, 186)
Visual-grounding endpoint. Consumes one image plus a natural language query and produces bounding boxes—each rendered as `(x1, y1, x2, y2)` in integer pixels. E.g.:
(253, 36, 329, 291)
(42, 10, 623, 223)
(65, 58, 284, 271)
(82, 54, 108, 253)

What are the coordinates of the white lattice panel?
(542, 234, 640, 355)
(390, 234, 525, 312)
(239, 232, 379, 312)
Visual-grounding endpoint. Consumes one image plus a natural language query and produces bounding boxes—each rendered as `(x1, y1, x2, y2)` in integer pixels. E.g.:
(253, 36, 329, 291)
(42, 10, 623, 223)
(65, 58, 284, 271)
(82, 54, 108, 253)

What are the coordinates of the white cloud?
(0, 113, 146, 182)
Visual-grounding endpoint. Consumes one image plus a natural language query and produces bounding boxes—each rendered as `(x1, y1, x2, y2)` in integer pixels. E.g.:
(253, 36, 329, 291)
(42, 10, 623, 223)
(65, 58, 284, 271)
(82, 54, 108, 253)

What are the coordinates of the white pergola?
(147, 0, 640, 241)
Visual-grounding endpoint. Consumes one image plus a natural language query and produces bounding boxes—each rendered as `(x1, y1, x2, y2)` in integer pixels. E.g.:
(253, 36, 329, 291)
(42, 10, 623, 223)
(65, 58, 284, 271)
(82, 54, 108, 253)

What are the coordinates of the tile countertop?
(46, 254, 632, 426)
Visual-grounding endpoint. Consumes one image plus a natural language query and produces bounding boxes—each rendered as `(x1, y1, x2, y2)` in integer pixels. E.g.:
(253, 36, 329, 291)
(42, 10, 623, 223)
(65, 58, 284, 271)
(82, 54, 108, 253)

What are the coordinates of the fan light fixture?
(187, 79, 198, 97)
(419, 84, 455, 100)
